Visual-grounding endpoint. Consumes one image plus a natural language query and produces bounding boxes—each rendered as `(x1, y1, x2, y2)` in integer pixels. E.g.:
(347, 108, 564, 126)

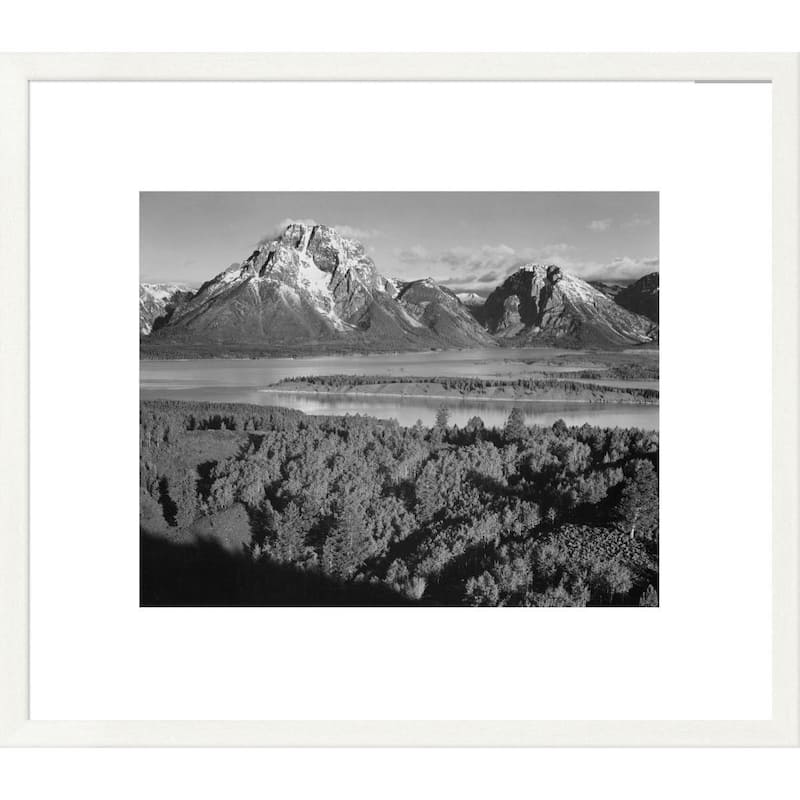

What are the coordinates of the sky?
(140, 192, 658, 293)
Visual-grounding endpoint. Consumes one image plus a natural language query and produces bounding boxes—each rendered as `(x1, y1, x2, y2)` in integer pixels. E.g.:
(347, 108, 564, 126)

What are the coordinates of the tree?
(504, 407, 527, 443)
(465, 416, 485, 440)
(140, 487, 163, 525)
(530, 579, 590, 607)
(208, 475, 235, 513)
(168, 470, 198, 528)
(616, 459, 659, 539)
(465, 571, 500, 606)
(593, 561, 633, 604)
(272, 501, 307, 563)
(321, 505, 373, 579)
(434, 404, 451, 429)
(639, 584, 659, 607)
(385, 558, 410, 590)
(407, 575, 427, 600)
(415, 460, 442, 522)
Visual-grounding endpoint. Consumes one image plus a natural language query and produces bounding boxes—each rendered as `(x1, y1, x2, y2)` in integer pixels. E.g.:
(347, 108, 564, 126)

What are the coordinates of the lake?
(140, 348, 659, 430)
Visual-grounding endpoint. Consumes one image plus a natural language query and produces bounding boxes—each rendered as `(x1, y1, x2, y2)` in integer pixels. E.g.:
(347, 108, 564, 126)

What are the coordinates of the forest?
(270, 374, 659, 403)
(140, 399, 659, 607)
(573, 364, 659, 381)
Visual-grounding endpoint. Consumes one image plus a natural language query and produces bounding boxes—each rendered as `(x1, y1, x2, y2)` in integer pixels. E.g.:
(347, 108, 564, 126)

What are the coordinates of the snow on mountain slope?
(139, 283, 194, 335)
(151, 223, 492, 351)
(456, 292, 485, 306)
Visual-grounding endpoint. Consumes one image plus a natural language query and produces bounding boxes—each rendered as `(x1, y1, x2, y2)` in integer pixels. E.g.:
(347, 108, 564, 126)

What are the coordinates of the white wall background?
(1, 0, 799, 51)
(4, 2, 798, 798)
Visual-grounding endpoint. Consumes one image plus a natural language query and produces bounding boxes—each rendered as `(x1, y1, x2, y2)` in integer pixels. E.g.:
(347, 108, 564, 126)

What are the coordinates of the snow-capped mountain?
(148, 223, 491, 352)
(456, 291, 485, 306)
(142, 225, 660, 354)
(139, 283, 194, 335)
(483, 264, 657, 347)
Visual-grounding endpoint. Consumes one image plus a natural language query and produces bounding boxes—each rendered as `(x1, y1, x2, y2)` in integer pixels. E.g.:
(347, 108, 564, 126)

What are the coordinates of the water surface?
(140, 348, 659, 430)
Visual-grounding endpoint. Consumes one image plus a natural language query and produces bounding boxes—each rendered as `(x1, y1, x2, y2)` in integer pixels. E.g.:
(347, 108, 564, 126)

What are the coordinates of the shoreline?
(139, 345, 485, 362)
(140, 343, 660, 364)
(259, 386, 659, 406)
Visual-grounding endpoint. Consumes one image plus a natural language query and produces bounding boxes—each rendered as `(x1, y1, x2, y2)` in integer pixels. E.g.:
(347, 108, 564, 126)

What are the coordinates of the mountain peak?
(484, 262, 656, 346)
(276, 221, 314, 249)
(515, 263, 563, 281)
(146, 222, 494, 352)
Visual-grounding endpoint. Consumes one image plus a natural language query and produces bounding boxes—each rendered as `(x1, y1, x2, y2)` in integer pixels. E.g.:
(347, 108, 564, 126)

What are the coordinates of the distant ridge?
(614, 272, 659, 323)
(139, 283, 194, 335)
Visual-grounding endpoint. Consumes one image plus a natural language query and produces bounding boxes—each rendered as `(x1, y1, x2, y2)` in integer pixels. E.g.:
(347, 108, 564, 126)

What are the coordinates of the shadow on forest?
(140, 529, 418, 607)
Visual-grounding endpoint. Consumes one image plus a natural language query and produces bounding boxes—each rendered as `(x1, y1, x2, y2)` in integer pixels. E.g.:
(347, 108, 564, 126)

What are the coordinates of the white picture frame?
(0, 52, 797, 747)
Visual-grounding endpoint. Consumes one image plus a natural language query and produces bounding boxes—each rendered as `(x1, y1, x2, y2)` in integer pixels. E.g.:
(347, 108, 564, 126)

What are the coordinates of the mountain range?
(141, 223, 658, 356)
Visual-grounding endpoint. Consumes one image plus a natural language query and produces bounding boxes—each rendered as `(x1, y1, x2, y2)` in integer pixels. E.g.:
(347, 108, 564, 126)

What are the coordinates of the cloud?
(257, 217, 317, 245)
(275, 217, 318, 233)
(620, 214, 654, 230)
(397, 245, 434, 263)
(397, 239, 659, 289)
(587, 256, 659, 281)
(441, 245, 517, 270)
(397, 243, 572, 274)
(397, 244, 518, 271)
(588, 218, 613, 232)
(332, 224, 381, 240)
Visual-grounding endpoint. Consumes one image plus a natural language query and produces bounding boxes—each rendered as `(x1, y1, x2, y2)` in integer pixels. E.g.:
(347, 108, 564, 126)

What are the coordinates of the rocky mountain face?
(395, 279, 495, 347)
(614, 272, 659, 323)
(139, 283, 194, 335)
(147, 223, 491, 352)
(482, 264, 657, 347)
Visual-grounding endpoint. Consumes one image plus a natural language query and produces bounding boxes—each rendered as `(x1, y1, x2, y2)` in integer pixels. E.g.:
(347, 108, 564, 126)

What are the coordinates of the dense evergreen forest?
(140, 400, 658, 607)
(573, 364, 659, 381)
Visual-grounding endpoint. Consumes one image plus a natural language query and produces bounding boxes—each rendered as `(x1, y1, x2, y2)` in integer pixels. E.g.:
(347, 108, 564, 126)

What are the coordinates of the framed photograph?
(0, 53, 797, 746)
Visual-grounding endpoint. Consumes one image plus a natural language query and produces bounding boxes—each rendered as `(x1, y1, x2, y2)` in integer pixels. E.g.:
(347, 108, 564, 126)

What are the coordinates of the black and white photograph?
(139, 191, 659, 607)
